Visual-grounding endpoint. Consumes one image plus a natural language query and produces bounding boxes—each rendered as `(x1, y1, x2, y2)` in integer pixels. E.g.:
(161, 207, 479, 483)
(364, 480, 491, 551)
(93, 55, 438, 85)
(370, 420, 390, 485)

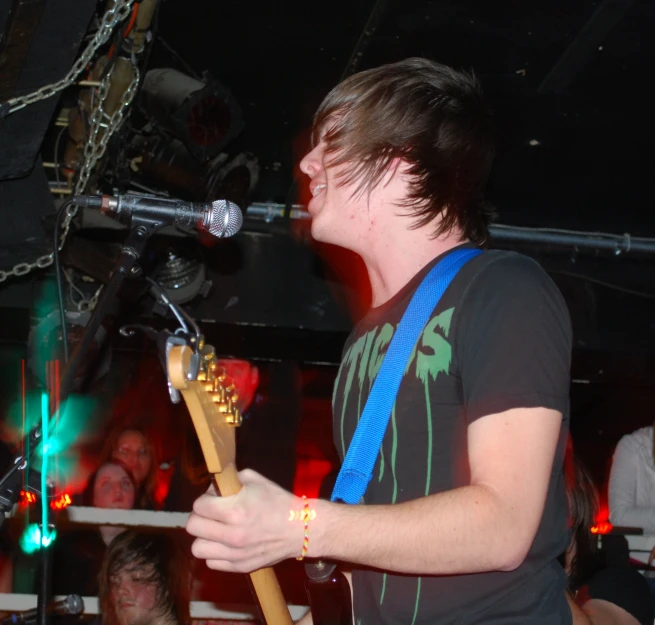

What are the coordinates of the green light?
(39, 393, 56, 549)
(7, 391, 96, 482)
(19, 523, 57, 554)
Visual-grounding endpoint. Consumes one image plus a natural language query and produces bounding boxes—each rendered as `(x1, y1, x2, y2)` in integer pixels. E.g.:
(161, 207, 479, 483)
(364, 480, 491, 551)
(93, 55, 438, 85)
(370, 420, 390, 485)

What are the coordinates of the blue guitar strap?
(330, 247, 482, 504)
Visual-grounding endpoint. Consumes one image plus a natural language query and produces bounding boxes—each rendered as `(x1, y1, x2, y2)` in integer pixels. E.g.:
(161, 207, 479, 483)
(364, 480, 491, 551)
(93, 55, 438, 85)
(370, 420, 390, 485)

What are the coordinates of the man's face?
(214, 359, 259, 413)
(111, 566, 160, 625)
(299, 121, 406, 256)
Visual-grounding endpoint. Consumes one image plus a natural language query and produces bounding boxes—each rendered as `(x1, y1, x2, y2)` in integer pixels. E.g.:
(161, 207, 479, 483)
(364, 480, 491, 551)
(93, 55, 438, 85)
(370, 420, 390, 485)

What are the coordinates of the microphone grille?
(207, 199, 243, 238)
(64, 594, 84, 615)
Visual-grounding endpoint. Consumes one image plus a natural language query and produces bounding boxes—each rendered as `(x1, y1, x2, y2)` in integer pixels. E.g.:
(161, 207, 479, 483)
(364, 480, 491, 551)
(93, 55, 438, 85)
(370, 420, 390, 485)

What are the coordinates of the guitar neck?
(212, 466, 293, 625)
(167, 346, 294, 625)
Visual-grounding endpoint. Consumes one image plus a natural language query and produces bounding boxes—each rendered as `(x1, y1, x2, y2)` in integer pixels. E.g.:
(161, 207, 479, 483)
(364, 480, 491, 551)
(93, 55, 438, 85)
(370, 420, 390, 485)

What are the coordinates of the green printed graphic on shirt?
(334, 308, 454, 617)
(335, 308, 454, 459)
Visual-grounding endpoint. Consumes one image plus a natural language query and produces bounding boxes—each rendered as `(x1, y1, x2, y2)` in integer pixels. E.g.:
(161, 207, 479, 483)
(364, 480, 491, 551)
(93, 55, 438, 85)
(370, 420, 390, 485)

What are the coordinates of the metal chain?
(3, 0, 135, 115)
(0, 63, 140, 286)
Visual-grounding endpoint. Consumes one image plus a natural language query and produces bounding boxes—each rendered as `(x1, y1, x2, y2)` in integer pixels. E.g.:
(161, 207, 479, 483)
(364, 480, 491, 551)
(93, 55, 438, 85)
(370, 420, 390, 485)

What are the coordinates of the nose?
(114, 579, 128, 597)
(299, 143, 322, 177)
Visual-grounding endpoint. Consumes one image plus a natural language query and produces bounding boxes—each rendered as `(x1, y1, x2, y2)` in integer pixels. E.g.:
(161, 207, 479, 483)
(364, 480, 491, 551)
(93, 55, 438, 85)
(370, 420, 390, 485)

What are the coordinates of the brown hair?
(100, 427, 159, 509)
(561, 439, 600, 591)
(99, 531, 190, 625)
(312, 57, 496, 245)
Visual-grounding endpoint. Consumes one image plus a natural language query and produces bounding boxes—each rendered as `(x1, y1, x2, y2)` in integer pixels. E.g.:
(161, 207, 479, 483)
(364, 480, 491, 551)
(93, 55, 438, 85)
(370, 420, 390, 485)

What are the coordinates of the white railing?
(3, 506, 310, 622)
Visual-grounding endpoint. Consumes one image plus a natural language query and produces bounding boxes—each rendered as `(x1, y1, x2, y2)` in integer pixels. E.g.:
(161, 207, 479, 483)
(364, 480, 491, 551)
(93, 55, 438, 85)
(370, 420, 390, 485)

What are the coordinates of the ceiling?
(151, 0, 655, 233)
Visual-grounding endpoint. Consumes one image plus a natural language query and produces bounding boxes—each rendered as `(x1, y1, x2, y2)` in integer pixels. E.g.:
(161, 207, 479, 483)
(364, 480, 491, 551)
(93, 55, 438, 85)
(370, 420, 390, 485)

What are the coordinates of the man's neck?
(364, 229, 468, 308)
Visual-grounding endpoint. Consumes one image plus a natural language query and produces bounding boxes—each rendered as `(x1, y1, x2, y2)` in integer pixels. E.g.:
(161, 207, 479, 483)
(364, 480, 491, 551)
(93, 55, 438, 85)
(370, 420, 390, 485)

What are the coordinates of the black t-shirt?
(332, 245, 573, 624)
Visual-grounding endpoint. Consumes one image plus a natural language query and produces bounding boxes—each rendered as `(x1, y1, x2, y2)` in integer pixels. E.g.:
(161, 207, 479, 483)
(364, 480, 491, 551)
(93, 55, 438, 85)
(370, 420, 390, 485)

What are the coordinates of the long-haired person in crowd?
(99, 531, 190, 625)
(101, 426, 159, 509)
(563, 444, 652, 625)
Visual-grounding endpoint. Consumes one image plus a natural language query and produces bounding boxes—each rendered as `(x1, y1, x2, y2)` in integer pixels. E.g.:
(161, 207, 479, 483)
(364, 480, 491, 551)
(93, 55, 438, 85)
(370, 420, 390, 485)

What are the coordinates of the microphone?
(2, 594, 84, 624)
(75, 194, 243, 239)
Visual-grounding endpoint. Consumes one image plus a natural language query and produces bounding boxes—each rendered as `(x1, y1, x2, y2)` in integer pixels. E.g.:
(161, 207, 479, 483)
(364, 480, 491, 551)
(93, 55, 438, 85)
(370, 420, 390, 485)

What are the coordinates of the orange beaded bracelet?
(296, 495, 311, 561)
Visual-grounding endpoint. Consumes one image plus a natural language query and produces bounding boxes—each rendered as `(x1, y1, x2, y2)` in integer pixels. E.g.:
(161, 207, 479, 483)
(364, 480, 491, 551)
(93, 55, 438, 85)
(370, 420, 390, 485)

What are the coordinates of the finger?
(192, 491, 235, 520)
(186, 511, 229, 542)
(208, 558, 267, 575)
(206, 559, 239, 573)
(191, 537, 239, 562)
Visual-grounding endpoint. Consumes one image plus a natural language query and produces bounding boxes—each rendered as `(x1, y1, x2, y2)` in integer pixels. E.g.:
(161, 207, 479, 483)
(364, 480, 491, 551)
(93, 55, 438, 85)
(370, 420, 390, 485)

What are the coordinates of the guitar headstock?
(168, 344, 242, 475)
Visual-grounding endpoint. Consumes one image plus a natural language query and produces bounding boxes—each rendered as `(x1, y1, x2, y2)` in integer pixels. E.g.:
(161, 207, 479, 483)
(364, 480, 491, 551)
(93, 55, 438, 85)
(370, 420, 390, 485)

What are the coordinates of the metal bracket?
(120, 278, 205, 403)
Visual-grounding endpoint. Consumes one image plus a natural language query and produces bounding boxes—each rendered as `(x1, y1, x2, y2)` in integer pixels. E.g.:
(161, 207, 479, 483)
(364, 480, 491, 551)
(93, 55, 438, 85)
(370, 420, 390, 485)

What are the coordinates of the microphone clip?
(119, 278, 204, 404)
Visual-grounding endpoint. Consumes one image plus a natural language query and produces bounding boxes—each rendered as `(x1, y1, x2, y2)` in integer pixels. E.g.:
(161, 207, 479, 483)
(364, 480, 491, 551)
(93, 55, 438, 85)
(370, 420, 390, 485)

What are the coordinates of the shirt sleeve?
(454, 253, 572, 422)
(608, 435, 655, 533)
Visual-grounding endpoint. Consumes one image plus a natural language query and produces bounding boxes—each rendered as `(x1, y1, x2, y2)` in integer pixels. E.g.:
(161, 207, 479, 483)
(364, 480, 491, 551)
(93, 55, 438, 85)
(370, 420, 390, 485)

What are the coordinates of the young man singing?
(186, 57, 573, 624)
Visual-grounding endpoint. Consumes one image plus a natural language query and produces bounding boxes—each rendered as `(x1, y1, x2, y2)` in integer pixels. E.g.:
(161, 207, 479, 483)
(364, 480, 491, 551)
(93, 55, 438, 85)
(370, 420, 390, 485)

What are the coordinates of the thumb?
(238, 468, 272, 486)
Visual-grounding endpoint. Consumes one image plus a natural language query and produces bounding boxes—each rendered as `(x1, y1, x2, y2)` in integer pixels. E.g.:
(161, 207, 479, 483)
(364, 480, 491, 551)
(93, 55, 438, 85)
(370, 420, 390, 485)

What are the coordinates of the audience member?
(50, 460, 137, 596)
(608, 423, 655, 534)
(101, 427, 159, 509)
(99, 531, 190, 625)
(563, 444, 653, 625)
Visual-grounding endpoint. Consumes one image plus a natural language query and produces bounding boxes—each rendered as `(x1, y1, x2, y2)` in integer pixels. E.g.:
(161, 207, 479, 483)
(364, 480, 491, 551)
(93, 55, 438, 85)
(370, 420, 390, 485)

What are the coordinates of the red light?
(50, 493, 72, 511)
(590, 521, 613, 535)
(19, 490, 37, 506)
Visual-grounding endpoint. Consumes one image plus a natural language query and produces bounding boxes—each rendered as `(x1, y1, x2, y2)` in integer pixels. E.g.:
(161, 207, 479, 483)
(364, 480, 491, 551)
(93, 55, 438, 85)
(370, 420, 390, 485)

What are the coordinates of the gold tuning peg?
(222, 375, 236, 393)
(201, 344, 215, 360)
(225, 407, 242, 426)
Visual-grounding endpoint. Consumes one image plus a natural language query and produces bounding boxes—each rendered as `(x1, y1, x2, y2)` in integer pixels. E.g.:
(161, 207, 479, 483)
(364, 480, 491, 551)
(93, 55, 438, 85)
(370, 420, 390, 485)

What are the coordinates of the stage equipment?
(153, 249, 211, 305)
(1, 594, 83, 624)
(140, 68, 244, 161)
(75, 194, 243, 239)
(129, 136, 259, 207)
(244, 202, 655, 257)
(27, 310, 112, 388)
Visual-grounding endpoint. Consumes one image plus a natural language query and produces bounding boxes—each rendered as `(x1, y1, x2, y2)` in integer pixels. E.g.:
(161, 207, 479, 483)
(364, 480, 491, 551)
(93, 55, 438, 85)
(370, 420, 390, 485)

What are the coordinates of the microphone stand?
(36, 483, 55, 625)
(58, 221, 156, 401)
(32, 219, 159, 625)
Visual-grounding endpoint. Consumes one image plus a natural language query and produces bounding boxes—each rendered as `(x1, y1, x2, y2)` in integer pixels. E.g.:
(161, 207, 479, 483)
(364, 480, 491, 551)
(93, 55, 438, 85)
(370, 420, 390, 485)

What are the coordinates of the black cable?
(53, 199, 76, 364)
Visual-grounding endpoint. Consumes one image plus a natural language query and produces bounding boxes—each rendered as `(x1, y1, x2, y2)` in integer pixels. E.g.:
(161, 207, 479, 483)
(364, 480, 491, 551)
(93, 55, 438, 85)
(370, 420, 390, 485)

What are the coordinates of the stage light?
(590, 521, 613, 535)
(51, 493, 72, 511)
(19, 523, 57, 554)
(141, 68, 244, 162)
(19, 490, 37, 507)
(153, 249, 211, 305)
